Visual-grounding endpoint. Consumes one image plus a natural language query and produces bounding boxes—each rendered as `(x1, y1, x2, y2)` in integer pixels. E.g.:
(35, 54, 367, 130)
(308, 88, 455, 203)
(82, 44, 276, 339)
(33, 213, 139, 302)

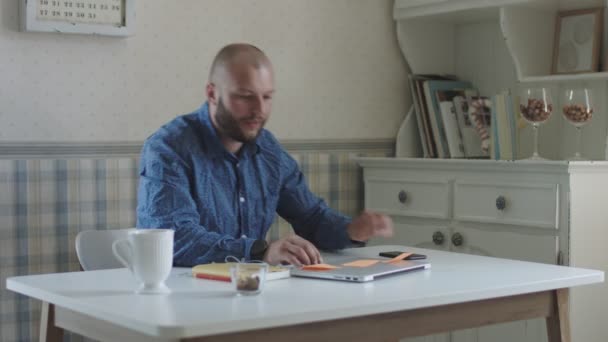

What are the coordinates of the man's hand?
(264, 235, 322, 267)
(347, 210, 394, 242)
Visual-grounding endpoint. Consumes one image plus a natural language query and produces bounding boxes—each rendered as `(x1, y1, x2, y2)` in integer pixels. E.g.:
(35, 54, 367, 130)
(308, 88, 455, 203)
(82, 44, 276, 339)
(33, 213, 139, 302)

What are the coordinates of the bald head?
(209, 43, 272, 85)
(205, 43, 275, 154)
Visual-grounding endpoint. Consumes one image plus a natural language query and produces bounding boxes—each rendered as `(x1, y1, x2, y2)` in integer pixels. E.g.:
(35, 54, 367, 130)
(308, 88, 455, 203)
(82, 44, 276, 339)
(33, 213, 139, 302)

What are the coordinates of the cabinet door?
(365, 178, 450, 220)
(449, 225, 557, 263)
(373, 221, 450, 342)
(449, 226, 556, 342)
(453, 180, 559, 229)
(369, 218, 450, 252)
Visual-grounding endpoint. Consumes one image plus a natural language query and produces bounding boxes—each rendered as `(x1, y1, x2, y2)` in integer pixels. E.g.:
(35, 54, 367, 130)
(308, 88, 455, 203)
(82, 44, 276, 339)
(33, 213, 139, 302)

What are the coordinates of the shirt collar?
(197, 102, 262, 160)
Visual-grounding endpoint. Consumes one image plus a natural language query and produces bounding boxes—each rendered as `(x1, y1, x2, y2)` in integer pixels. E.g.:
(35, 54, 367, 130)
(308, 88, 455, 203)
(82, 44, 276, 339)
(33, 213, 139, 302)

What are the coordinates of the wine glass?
(562, 88, 593, 160)
(519, 87, 553, 160)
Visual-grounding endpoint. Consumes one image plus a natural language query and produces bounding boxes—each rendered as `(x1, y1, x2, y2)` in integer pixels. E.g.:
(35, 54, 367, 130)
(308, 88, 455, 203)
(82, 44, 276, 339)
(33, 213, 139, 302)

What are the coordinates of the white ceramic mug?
(112, 229, 174, 294)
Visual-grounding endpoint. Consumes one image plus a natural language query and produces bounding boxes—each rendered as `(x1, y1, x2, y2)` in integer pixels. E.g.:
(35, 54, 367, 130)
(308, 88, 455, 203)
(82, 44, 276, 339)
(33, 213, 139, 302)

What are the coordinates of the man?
(137, 43, 393, 267)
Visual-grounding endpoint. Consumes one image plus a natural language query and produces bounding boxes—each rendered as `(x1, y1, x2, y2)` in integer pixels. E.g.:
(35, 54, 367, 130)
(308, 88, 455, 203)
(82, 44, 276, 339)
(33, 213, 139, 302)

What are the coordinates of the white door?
(449, 225, 557, 342)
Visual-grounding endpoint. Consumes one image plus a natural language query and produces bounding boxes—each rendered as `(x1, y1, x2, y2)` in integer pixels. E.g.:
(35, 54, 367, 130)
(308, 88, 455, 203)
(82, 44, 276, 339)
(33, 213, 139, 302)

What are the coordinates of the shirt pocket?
(245, 183, 280, 240)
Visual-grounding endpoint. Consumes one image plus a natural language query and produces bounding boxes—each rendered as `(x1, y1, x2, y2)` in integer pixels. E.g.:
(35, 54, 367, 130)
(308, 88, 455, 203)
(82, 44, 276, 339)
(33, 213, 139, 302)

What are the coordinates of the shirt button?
(241, 234, 247, 239)
(236, 163, 240, 168)
(239, 197, 245, 203)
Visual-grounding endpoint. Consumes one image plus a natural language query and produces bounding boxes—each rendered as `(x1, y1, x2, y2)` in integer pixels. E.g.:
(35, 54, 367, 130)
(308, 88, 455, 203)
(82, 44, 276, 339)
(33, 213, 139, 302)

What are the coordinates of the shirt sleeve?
(136, 137, 256, 266)
(275, 150, 353, 251)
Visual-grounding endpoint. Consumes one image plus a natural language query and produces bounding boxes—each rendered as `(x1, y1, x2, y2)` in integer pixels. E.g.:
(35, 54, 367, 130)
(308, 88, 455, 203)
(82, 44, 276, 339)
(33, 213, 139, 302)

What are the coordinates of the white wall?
(0, 0, 409, 142)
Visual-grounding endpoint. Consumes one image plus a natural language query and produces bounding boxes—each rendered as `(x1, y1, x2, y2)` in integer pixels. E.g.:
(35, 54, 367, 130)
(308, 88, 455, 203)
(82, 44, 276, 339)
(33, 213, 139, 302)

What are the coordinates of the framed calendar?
(19, 0, 135, 37)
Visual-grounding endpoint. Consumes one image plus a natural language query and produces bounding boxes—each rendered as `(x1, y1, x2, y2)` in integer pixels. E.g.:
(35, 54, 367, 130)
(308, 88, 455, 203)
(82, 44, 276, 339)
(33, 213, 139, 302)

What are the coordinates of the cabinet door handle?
(398, 190, 408, 204)
(432, 231, 444, 245)
(495, 195, 507, 210)
(451, 232, 464, 246)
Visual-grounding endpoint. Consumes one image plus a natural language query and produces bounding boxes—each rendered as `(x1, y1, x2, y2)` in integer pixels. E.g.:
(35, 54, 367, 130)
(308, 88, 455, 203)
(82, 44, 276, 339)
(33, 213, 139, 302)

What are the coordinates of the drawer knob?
(398, 190, 408, 204)
(495, 196, 507, 210)
(432, 231, 444, 245)
(451, 232, 464, 247)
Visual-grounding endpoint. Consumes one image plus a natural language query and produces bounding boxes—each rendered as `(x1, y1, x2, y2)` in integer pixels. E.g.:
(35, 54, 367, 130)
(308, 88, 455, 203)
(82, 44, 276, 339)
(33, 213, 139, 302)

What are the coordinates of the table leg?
(39, 302, 64, 342)
(546, 289, 570, 342)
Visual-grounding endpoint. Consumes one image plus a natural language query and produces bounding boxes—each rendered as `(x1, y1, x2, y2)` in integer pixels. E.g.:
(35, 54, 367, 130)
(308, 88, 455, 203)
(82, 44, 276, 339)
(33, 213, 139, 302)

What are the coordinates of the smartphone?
(379, 251, 427, 260)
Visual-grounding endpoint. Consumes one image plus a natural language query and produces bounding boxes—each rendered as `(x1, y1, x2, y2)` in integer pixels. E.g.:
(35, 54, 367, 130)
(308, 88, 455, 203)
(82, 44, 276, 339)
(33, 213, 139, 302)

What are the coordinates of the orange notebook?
(192, 262, 291, 282)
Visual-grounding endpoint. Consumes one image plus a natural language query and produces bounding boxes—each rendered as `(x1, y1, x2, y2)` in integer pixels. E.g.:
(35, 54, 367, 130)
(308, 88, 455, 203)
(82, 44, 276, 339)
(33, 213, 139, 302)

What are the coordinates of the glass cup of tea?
(230, 262, 268, 296)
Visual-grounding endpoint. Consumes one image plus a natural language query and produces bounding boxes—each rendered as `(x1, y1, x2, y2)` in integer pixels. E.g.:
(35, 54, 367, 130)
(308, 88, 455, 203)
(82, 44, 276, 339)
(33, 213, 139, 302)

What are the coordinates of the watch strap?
(250, 239, 268, 261)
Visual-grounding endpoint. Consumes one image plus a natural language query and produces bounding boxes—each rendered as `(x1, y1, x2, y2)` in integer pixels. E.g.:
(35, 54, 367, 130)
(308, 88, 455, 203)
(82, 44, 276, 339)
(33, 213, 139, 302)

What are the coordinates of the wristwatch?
(250, 239, 269, 261)
(350, 239, 366, 248)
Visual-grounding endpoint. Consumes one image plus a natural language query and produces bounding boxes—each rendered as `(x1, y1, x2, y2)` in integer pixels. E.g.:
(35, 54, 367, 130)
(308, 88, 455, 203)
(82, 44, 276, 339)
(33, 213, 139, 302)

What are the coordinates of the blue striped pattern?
(16, 160, 30, 342)
(0, 149, 390, 341)
(95, 159, 107, 231)
(56, 160, 68, 273)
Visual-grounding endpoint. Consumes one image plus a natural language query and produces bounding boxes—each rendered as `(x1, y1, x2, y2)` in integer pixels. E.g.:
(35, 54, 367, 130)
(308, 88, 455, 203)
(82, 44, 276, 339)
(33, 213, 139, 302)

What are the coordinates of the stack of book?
(409, 74, 520, 160)
(410, 74, 479, 158)
(490, 90, 521, 161)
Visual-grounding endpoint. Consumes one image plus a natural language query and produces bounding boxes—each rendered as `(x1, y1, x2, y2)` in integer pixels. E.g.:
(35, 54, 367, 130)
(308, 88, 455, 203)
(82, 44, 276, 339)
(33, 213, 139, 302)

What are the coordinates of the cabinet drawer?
(365, 178, 449, 219)
(453, 181, 559, 229)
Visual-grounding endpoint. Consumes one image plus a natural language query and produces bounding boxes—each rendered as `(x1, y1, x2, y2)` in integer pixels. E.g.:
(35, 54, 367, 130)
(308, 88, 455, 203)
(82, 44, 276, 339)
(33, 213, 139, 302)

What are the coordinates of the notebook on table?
(192, 262, 290, 282)
(290, 254, 430, 283)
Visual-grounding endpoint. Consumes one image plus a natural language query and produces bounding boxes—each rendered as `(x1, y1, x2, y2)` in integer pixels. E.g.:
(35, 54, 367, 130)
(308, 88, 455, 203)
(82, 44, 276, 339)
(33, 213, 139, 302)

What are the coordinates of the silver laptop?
(290, 254, 430, 283)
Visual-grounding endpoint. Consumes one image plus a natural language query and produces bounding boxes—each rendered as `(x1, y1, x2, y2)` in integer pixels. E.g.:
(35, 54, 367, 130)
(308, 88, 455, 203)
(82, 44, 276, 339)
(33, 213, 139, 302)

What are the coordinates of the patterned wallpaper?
(0, 0, 409, 142)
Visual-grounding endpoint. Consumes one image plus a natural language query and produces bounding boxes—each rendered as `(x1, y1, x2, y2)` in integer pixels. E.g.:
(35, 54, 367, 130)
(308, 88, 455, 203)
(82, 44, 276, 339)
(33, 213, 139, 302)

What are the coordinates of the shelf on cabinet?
(394, 0, 524, 22)
(394, 0, 605, 21)
(396, 0, 608, 82)
(519, 72, 608, 83)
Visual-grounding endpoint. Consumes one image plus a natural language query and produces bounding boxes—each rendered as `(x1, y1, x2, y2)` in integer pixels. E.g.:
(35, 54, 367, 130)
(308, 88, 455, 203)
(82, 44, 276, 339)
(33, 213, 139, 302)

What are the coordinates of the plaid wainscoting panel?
(0, 158, 139, 342)
(0, 147, 391, 342)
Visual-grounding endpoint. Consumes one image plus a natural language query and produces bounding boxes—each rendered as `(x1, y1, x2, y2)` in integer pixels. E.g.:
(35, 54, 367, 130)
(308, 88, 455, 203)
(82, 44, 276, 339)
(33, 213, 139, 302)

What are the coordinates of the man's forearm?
(138, 218, 256, 266)
(174, 223, 257, 266)
(289, 204, 352, 251)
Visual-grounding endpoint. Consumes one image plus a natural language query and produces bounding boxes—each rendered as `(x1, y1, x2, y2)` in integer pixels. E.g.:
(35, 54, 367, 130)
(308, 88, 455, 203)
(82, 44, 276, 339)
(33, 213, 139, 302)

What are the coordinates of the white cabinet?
(356, 157, 608, 342)
(385, 2, 608, 341)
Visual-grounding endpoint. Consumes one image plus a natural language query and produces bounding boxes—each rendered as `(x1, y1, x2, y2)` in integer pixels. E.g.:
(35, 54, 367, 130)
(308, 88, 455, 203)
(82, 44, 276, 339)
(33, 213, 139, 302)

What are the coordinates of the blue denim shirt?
(137, 103, 352, 266)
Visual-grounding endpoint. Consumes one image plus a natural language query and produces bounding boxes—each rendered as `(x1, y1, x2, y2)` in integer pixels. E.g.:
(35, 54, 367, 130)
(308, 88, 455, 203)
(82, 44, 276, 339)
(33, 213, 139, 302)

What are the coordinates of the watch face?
(252, 239, 268, 256)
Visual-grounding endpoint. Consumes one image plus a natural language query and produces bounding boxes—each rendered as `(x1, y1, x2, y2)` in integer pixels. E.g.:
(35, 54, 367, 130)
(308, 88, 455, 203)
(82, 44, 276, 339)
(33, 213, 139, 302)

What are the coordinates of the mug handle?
(112, 239, 133, 271)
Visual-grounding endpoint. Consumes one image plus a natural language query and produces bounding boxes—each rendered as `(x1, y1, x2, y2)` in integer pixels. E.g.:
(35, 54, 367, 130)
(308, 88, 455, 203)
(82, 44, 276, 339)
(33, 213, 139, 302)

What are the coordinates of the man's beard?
(215, 97, 265, 143)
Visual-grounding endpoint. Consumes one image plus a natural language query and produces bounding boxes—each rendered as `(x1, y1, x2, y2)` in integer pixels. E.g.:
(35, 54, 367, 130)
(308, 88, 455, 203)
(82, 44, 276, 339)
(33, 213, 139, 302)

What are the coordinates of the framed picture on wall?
(551, 8, 603, 74)
(19, 0, 135, 37)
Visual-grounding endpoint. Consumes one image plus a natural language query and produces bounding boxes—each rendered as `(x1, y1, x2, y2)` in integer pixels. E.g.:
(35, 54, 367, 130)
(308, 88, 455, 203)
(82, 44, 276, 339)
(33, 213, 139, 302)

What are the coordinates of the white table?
(6, 245, 604, 342)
